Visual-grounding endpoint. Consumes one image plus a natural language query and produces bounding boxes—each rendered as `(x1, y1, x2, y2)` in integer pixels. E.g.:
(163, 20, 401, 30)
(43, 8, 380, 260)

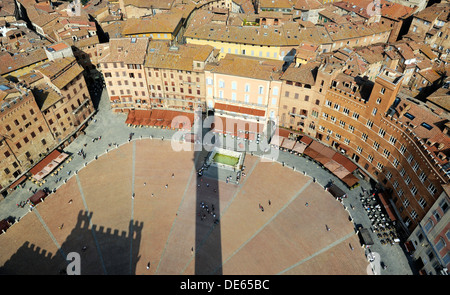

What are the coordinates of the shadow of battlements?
(0, 210, 143, 275)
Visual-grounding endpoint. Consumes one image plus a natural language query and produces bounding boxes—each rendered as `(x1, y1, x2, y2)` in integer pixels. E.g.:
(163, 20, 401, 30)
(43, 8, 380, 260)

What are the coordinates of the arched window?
(424, 219, 434, 232)
(436, 237, 446, 252)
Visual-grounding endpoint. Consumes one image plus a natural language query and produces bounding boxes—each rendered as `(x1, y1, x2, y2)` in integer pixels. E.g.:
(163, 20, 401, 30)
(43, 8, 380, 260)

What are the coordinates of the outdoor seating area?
(360, 191, 400, 246)
(125, 109, 194, 130)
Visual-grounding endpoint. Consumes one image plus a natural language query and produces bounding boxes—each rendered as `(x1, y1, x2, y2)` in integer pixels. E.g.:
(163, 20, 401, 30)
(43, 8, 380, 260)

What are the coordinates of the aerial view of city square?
(0, 0, 449, 286)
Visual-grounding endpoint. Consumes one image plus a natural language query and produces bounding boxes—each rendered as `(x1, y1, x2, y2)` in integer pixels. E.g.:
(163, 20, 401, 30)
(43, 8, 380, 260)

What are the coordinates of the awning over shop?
(315, 155, 331, 166)
(332, 152, 357, 173)
(29, 150, 61, 175)
(318, 145, 335, 159)
(172, 114, 193, 130)
(341, 173, 359, 187)
(125, 110, 136, 124)
(292, 141, 307, 154)
(270, 134, 284, 147)
(333, 166, 351, 179)
(281, 138, 296, 150)
(53, 153, 69, 163)
(303, 140, 323, 158)
(302, 140, 358, 187)
(377, 192, 397, 221)
(277, 128, 291, 138)
(30, 150, 68, 181)
(125, 109, 194, 130)
(9, 175, 26, 191)
(324, 160, 341, 172)
(300, 135, 313, 145)
(303, 148, 319, 159)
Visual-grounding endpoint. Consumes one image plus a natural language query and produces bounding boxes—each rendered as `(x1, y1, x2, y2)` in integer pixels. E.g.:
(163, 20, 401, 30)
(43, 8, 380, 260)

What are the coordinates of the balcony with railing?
(213, 96, 268, 109)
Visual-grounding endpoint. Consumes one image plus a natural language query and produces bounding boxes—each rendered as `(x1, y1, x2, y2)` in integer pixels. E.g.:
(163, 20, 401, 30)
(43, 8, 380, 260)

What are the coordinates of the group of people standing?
(198, 201, 219, 224)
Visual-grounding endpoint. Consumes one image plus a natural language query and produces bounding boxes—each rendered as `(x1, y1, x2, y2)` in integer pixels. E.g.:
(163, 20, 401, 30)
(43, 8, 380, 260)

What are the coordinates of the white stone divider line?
(277, 231, 356, 275)
(253, 152, 323, 186)
(155, 147, 203, 275)
(211, 178, 314, 275)
(75, 174, 108, 275)
(32, 207, 67, 262)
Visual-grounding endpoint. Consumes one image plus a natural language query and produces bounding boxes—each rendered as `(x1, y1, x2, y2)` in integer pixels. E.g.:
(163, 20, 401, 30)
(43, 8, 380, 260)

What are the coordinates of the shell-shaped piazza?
(0, 139, 369, 275)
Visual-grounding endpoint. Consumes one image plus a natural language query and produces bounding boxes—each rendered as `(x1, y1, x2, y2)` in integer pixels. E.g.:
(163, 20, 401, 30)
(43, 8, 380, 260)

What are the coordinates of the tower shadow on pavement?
(193, 109, 223, 275)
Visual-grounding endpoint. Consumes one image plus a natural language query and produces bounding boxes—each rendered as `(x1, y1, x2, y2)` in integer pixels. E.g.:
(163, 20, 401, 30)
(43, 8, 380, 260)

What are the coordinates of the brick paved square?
(0, 140, 371, 275)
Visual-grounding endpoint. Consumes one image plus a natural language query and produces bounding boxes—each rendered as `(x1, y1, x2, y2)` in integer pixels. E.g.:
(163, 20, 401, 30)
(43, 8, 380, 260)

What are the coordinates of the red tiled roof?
(48, 42, 69, 51)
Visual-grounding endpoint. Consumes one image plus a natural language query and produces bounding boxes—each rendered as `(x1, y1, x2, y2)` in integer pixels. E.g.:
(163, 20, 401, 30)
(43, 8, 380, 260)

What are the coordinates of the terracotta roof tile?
(206, 54, 283, 81)
(121, 11, 183, 36)
(145, 42, 214, 71)
(98, 37, 149, 65)
(281, 62, 319, 85)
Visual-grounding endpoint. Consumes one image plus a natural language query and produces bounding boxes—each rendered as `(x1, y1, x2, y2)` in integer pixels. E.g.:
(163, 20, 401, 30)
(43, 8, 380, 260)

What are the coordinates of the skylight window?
(404, 112, 415, 120)
(421, 122, 433, 130)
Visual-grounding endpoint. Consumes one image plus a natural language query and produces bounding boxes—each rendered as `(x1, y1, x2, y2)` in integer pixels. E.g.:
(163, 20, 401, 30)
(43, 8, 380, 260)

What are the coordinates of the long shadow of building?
(193, 110, 223, 275)
(0, 210, 143, 275)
